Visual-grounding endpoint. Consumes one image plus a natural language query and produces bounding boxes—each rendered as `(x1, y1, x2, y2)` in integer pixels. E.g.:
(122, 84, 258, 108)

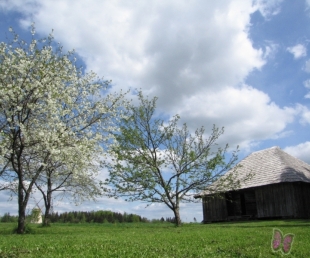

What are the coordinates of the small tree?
(104, 92, 242, 226)
(34, 162, 102, 226)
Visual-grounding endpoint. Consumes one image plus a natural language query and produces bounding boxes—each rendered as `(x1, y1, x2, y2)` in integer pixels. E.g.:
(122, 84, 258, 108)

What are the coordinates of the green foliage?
(0, 213, 18, 223)
(105, 91, 240, 226)
(0, 220, 309, 257)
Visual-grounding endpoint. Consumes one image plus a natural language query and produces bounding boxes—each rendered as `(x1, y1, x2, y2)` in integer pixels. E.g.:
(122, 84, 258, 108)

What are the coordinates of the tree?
(0, 26, 126, 233)
(104, 92, 242, 226)
(34, 160, 102, 226)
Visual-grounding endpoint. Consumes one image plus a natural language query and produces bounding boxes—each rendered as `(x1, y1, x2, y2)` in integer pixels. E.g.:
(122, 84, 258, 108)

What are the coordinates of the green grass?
(0, 220, 309, 257)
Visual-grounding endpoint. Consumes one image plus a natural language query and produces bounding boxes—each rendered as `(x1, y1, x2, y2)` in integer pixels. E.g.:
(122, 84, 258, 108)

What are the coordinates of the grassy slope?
(0, 220, 309, 257)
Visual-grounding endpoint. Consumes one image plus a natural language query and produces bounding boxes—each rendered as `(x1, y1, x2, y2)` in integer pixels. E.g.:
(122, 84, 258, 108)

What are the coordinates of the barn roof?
(197, 146, 310, 197)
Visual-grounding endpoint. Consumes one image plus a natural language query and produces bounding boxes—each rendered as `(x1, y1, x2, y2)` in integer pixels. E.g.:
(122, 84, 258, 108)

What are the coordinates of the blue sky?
(1, 0, 310, 222)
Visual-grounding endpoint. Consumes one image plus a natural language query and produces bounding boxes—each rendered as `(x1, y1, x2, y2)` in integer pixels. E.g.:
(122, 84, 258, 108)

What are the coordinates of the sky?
(1, 0, 310, 223)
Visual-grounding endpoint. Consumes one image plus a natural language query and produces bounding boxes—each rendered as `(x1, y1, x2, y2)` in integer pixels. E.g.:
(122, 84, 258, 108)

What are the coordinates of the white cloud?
(286, 104, 310, 125)
(254, 0, 284, 18)
(1, 1, 265, 97)
(263, 41, 279, 59)
(175, 85, 297, 148)
(296, 104, 310, 124)
(284, 142, 310, 164)
(287, 44, 307, 59)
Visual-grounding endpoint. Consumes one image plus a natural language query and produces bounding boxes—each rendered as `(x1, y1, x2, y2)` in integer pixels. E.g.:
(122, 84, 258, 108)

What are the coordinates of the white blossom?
(0, 27, 129, 232)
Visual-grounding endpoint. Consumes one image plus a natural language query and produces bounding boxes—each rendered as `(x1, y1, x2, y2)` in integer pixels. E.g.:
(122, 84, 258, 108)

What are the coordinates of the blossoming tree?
(0, 26, 126, 233)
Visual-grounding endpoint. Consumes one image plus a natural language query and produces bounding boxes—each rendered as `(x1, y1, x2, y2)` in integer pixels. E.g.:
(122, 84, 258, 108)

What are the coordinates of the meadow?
(0, 220, 309, 257)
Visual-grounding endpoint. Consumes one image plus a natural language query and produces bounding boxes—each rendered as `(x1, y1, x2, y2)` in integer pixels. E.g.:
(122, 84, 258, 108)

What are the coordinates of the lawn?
(0, 220, 309, 257)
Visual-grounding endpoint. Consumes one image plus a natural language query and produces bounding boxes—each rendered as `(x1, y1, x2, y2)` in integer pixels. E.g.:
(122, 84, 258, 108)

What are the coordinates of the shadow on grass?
(0, 223, 38, 235)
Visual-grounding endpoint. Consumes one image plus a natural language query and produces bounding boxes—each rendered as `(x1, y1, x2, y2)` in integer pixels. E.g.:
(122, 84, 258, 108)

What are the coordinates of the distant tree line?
(0, 213, 18, 223)
(154, 217, 181, 223)
(0, 211, 149, 224)
(0, 211, 184, 224)
(49, 210, 149, 223)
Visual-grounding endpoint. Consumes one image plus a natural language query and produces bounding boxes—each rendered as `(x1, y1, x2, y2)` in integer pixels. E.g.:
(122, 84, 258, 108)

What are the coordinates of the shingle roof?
(197, 146, 310, 196)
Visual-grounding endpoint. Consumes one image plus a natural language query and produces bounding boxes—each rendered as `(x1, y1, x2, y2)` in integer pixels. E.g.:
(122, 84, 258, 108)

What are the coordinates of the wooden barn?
(195, 146, 310, 223)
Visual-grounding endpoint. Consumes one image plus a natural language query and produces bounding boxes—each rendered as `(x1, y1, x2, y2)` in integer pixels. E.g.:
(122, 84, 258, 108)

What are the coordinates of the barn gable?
(197, 146, 310, 222)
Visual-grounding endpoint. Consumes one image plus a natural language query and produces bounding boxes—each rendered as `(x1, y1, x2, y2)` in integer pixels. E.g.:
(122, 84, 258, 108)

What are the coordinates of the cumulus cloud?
(175, 85, 297, 148)
(287, 44, 307, 59)
(284, 142, 310, 164)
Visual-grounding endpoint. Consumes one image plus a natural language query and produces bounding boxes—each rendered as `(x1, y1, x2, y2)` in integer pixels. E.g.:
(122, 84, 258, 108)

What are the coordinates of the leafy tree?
(104, 92, 242, 226)
(0, 26, 126, 233)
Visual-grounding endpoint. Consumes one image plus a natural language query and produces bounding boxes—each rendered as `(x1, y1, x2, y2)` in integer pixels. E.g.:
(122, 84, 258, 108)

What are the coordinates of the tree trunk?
(173, 207, 182, 226)
(17, 181, 26, 234)
(16, 170, 40, 233)
(41, 175, 52, 226)
(43, 191, 52, 226)
(17, 205, 26, 233)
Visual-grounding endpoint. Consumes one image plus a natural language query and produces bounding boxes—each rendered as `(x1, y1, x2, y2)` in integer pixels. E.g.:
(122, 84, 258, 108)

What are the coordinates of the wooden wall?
(293, 182, 310, 218)
(225, 192, 242, 216)
(255, 183, 294, 218)
(202, 194, 227, 222)
(244, 191, 257, 216)
(201, 182, 310, 222)
(251, 182, 310, 219)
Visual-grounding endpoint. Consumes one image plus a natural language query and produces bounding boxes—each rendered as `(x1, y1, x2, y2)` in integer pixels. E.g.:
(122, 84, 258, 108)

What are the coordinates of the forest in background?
(0, 210, 179, 224)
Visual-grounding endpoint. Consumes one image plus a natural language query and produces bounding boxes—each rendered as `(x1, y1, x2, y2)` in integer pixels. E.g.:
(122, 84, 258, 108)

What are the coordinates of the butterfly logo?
(271, 228, 295, 255)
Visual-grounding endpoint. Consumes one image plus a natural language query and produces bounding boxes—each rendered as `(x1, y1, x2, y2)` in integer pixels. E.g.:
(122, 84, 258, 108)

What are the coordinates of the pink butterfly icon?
(271, 228, 295, 254)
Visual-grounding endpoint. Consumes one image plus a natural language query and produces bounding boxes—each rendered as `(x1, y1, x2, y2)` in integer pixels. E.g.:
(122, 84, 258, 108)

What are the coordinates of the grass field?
(0, 220, 309, 257)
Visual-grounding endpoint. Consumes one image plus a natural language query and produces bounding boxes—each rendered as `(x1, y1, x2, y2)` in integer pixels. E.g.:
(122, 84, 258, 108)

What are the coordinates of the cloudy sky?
(1, 0, 310, 222)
